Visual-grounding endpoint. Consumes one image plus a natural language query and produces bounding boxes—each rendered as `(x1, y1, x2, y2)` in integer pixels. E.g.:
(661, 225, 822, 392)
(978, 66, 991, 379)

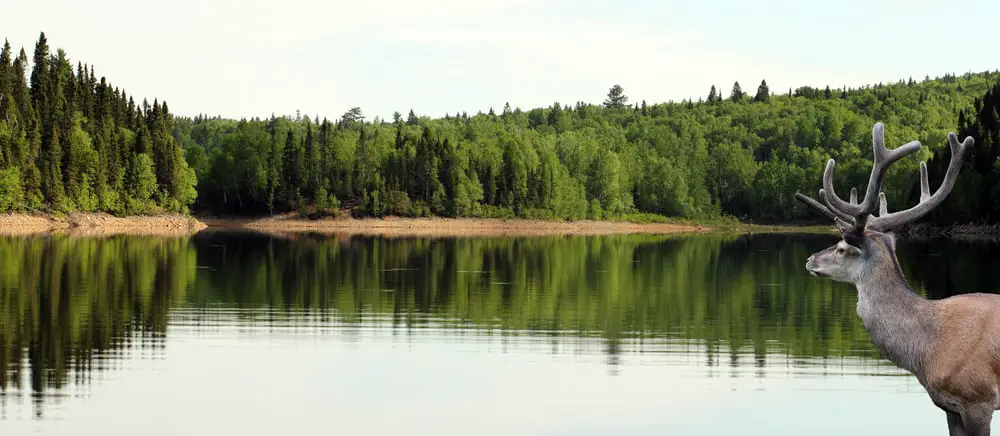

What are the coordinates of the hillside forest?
(2, 32, 1000, 226)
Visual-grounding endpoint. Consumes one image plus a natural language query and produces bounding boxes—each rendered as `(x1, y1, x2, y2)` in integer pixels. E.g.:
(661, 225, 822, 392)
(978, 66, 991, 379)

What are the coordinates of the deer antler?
(866, 132, 974, 231)
(795, 122, 974, 235)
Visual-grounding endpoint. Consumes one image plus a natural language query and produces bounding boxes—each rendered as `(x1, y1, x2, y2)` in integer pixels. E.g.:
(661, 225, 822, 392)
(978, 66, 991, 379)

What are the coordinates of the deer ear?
(884, 232, 897, 252)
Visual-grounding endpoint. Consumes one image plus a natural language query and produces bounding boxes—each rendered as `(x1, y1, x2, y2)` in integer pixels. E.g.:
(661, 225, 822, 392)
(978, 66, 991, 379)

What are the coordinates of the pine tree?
(0, 40, 11, 116)
(29, 32, 50, 125)
(304, 122, 318, 196)
(42, 124, 65, 206)
(730, 81, 744, 102)
(603, 85, 628, 109)
(281, 129, 301, 208)
(754, 79, 770, 102)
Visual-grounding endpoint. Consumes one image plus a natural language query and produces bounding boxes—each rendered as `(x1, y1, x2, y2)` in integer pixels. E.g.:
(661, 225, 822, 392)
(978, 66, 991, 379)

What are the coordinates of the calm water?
(1, 231, 999, 435)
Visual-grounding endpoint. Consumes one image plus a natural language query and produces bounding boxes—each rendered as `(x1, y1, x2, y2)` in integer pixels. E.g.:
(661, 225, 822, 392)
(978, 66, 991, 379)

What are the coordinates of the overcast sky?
(4, 0, 999, 121)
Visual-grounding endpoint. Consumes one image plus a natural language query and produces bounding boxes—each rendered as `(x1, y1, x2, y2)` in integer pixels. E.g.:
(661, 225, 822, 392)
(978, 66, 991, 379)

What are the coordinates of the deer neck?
(853, 253, 939, 380)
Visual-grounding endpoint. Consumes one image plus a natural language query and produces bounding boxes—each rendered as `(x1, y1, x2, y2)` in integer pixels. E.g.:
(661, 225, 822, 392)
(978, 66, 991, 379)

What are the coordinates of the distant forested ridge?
(0, 33, 197, 215)
(177, 72, 1000, 225)
(2, 33, 1000, 225)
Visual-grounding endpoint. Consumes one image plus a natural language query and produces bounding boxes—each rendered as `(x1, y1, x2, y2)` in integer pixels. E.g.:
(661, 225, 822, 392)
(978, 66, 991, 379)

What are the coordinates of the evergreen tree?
(603, 84, 628, 109)
(730, 81, 744, 102)
(29, 32, 50, 126)
(281, 129, 301, 208)
(754, 79, 770, 102)
(0, 40, 11, 115)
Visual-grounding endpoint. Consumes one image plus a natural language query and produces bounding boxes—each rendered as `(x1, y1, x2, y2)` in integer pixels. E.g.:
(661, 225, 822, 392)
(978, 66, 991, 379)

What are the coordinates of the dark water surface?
(1, 230, 999, 435)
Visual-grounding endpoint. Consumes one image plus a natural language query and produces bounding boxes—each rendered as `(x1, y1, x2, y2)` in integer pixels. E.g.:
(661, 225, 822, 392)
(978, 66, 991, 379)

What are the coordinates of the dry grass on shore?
(0, 210, 846, 239)
(0, 212, 206, 237)
(198, 213, 710, 237)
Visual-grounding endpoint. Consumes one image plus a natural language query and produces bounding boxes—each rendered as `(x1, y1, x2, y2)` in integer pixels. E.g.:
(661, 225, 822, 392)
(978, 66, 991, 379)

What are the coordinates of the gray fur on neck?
(853, 234, 939, 381)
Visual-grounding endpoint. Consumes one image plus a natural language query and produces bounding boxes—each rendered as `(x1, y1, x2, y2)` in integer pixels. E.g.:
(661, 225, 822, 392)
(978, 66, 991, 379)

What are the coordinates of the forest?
(3, 32, 1000, 225)
(0, 33, 197, 215)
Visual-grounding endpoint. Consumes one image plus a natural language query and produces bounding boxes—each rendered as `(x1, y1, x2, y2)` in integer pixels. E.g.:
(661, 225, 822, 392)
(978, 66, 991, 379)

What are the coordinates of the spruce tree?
(730, 81, 744, 102)
(754, 79, 770, 102)
(0, 40, 11, 114)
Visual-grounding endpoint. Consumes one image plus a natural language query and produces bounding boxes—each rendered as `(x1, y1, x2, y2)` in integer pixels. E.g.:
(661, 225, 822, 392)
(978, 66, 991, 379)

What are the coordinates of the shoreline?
(1, 212, 998, 241)
(0, 212, 207, 236)
(0, 211, 734, 238)
(198, 214, 714, 237)
(26, 212, 1000, 239)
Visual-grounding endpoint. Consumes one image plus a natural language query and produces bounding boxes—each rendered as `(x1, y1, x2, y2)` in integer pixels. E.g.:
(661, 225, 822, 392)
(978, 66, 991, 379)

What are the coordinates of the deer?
(794, 121, 1000, 436)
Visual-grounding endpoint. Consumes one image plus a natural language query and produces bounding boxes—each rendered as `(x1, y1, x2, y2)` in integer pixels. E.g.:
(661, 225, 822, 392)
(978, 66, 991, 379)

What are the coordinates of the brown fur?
(925, 294, 1000, 408)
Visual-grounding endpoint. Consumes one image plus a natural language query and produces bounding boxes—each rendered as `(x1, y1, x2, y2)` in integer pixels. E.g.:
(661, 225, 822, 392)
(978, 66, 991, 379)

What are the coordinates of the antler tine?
(819, 189, 860, 227)
(794, 192, 838, 221)
(868, 132, 974, 231)
(793, 188, 859, 226)
(919, 161, 931, 202)
(850, 187, 858, 205)
(822, 123, 922, 226)
(794, 189, 858, 225)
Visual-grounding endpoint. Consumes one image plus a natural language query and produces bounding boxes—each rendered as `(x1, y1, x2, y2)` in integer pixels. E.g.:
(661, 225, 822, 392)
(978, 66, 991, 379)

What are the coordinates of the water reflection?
(0, 235, 192, 419)
(0, 230, 997, 424)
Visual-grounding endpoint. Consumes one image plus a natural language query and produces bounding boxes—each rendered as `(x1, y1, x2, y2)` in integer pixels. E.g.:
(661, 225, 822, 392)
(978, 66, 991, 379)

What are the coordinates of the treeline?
(177, 73, 1000, 224)
(0, 33, 197, 214)
(925, 79, 1000, 225)
(2, 32, 998, 224)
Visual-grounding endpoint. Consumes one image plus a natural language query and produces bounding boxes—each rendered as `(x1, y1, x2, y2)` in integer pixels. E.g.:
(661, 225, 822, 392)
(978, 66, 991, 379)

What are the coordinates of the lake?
(1, 230, 998, 435)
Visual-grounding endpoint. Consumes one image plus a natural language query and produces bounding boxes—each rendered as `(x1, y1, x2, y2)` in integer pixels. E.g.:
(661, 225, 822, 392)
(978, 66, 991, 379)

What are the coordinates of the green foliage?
(0, 33, 197, 217)
(382, 189, 413, 216)
(75, 172, 98, 211)
(0, 167, 23, 211)
(923, 79, 1000, 225)
(4, 31, 982, 224)
(171, 71, 998, 224)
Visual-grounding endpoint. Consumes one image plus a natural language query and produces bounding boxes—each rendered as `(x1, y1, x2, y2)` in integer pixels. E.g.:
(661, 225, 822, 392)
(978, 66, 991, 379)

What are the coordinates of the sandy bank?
(0, 212, 207, 236)
(0, 211, 850, 238)
(199, 214, 710, 237)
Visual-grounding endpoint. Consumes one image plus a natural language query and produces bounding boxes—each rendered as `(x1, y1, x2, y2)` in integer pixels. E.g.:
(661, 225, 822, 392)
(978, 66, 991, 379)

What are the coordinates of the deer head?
(795, 122, 974, 284)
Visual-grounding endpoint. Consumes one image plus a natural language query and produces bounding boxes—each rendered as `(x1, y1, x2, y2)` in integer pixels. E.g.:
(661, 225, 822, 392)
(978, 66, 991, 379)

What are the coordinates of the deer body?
(797, 122, 1000, 435)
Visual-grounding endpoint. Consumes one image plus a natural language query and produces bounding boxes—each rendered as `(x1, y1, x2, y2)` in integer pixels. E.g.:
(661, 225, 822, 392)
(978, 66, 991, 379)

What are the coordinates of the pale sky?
(4, 0, 999, 121)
